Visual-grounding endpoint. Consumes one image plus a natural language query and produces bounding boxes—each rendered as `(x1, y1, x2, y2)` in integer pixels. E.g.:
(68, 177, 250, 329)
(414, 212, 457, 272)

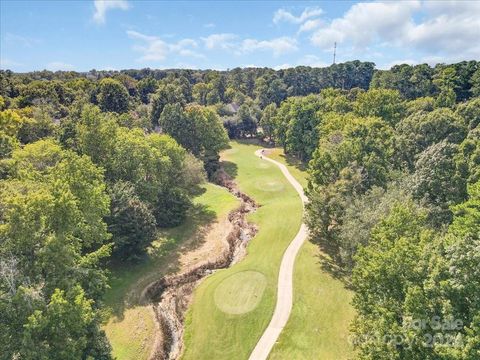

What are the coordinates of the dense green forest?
(1, 60, 479, 359)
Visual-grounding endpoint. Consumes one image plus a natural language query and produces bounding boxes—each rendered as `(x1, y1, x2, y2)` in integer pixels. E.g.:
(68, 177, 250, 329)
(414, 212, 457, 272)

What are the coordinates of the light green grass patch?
(214, 270, 267, 315)
(105, 306, 155, 360)
(254, 179, 285, 192)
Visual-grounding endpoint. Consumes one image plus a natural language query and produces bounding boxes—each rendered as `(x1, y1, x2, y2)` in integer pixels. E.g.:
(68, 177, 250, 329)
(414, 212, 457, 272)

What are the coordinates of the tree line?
(1, 59, 479, 358)
(261, 66, 479, 358)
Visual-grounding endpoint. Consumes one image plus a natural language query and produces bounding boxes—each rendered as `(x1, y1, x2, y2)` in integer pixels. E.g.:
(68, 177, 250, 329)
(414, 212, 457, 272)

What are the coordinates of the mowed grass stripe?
(182, 142, 303, 360)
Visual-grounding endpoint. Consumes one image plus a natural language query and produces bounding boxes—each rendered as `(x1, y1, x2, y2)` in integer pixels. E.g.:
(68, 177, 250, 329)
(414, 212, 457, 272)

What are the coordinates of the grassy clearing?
(182, 141, 304, 360)
(267, 148, 355, 360)
(104, 306, 156, 360)
(104, 183, 238, 360)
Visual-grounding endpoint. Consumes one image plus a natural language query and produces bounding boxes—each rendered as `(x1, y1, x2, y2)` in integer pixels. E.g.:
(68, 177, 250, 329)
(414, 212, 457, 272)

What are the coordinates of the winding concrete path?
(248, 149, 308, 360)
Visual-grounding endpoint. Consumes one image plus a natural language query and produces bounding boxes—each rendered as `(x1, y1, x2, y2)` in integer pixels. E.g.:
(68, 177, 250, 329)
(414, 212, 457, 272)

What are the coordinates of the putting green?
(214, 271, 267, 315)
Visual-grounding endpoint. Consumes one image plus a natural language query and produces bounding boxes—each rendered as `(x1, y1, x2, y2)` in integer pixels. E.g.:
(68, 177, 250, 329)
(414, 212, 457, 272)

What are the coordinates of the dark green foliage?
(371, 63, 434, 99)
(0, 140, 112, 359)
(159, 103, 196, 151)
(351, 203, 434, 359)
(354, 88, 405, 125)
(309, 116, 395, 190)
(255, 72, 287, 108)
(456, 97, 480, 130)
(259, 103, 277, 141)
(160, 104, 228, 177)
(137, 77, 158, 104)
(460, 129, 480, 184)
(305, 168, 363, 261)
(471, 68, 480, 97)
(154, 187, 191, 227)
(396, 108, 468, 169)
(410, 141, 467, 223)
(351, 182, 480, 359)
(275, 95, 323, 161)
(237, 104, 257, 136)
(20, 286, 108, 360)
(151, 83, 186, 125)
(337, 183, 415, 270)
(97, 78, 130, 114)
(107, 182, 157, 260)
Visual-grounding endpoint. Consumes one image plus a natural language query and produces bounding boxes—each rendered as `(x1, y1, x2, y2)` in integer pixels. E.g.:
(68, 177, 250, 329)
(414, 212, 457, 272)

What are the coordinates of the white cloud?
(311, 1, 420, 49)
(423, 1, 480, 16)
(203, 23, 216, 29)
(310, 1, 480, 63)
(273, 63, 292, 70)
(202, 33, 297, 57)
(127, 30, 204, 62)
(240, 37, 298, 57)
(299, 54, 329, 68)
(273, 7, 323, 24)
(298, 19, 322, 33)
(405, 4, 480, 58)
(46, 61, 75, 71)
(93, 0, 129, 24)
(202, 33, 238, 50)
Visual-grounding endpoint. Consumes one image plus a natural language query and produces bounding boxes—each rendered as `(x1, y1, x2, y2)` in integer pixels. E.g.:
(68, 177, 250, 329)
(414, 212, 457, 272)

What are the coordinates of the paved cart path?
(248, 149, 308, 360)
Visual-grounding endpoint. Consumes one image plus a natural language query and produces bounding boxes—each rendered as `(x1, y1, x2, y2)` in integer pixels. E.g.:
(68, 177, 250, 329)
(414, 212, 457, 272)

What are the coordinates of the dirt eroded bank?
(143, 169, 258, 360)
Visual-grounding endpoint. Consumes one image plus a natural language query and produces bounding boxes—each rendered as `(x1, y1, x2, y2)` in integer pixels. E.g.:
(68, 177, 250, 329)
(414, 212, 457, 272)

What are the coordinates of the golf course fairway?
(182, 142, 303, 360)
(182, 144, 354, 360)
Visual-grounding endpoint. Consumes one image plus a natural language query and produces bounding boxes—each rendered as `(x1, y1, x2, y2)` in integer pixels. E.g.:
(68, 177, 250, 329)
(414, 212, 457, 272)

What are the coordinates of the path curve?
(248, 149, 308, 360)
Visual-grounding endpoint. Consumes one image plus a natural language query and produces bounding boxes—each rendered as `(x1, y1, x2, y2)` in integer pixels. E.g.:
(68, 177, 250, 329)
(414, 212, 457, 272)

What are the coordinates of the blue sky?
(1, 0, 479, 72)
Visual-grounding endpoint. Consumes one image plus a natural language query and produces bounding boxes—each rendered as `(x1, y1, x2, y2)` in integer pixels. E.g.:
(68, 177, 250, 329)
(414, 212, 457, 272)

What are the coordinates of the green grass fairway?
(267, 148, 355, 360)
(182, 141, 304, 360)
(104, 183, 238, 360)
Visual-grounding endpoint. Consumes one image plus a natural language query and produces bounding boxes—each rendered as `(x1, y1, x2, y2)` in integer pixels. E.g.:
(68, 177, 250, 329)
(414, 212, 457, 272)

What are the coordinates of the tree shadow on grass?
(278, 152, 308, 172)
(315, 252, 353, 289)
(236, 138, 275, 148)
(308, 238, 353, 289)
(220, 160, 238, 179)
(105, 202, 216, 319)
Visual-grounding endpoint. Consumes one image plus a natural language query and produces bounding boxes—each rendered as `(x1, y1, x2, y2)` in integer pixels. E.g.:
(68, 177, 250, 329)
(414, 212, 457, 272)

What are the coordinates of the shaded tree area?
(296, 67, 479, 360)
(0, 102, 205, 358)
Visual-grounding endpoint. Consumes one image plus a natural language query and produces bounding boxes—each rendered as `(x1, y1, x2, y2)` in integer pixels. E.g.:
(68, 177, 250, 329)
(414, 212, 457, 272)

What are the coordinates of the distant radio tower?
(333, 42, 337, 64)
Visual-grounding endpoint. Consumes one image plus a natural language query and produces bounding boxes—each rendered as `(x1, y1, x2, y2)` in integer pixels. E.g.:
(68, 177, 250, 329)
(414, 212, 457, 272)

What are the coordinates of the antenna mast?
(333, 42, 337, 64)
